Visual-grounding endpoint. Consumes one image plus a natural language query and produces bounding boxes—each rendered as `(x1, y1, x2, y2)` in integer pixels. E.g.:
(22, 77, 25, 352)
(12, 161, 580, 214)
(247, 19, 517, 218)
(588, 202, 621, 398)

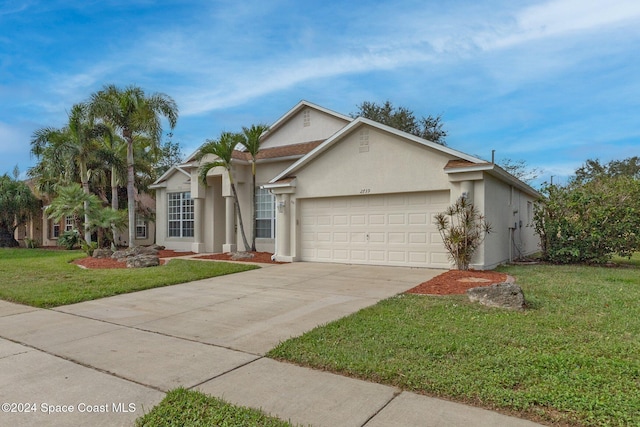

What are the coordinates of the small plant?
(81, 240, 98, 256)
(58, 230, 81, 250)
(23, 238, 40, 249)
(435, 196, 492, 270)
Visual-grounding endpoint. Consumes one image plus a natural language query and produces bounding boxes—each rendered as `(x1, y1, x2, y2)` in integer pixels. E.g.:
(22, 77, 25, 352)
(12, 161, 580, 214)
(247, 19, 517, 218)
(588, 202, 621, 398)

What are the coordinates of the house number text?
(360, 188, 371, 194)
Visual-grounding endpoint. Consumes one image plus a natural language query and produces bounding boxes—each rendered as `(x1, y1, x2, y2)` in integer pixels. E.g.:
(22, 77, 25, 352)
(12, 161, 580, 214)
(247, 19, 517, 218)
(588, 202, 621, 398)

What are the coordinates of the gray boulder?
(126, 254, 160, 268)
(92, 248, 114, 259)
(231, 251, 255, 261)
(467, 283, 525, 310)
(112, 245, 159, 261)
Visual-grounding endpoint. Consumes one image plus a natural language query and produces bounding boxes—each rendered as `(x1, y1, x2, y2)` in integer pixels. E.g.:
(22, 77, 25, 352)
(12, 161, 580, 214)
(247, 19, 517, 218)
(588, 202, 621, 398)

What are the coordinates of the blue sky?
(1, 0, 639, 187)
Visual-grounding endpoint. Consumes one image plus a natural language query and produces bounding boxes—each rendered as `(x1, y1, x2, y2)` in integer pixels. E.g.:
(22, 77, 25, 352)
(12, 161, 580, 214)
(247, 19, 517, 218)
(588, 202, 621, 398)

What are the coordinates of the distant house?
(151, 101, 540, 269)
(15, 182, 156, 248)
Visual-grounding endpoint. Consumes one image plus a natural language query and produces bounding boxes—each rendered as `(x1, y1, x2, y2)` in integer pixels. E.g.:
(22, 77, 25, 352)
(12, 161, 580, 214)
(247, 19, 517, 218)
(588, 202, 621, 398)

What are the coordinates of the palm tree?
(239, 124, 270, 251)
(31, 103, 112, 244)
(90, 84, 178, 247)
(197, 132, 250, 251)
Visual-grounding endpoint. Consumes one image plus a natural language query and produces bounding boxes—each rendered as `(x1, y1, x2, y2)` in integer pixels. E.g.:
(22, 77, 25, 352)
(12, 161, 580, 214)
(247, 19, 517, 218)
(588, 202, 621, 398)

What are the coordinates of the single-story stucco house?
(151, 101, 540, 270)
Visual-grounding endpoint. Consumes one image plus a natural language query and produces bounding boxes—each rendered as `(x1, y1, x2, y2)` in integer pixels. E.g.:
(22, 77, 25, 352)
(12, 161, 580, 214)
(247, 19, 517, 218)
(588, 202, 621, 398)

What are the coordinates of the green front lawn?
(268, 260, 640, 426)
(0, 248, 258, 307)
(136, 388, 294, 427)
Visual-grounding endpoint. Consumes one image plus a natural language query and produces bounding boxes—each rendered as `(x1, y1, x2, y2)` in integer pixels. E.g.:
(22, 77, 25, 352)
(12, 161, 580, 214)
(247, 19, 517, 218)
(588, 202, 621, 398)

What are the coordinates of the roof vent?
(359, 129, 369, 153)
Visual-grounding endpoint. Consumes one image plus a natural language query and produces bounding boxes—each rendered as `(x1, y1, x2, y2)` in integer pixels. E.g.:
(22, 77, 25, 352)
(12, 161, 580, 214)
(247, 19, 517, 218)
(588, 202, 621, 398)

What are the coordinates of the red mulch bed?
(406, 270, 508, 295)
(195, 252, 287, 264)
(71, 249, 194, 269)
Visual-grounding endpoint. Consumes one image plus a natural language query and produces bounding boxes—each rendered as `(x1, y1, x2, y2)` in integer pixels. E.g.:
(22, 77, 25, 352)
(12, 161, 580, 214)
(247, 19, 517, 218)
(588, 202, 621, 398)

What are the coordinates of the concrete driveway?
(0, 262, 542, 427)
(0, 262, 435, 426)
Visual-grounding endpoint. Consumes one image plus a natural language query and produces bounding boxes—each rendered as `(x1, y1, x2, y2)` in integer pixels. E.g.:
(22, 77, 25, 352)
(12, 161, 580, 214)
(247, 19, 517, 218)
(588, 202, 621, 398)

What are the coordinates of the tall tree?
(90, 84, 178, 247)
(351, 100, 447, 145)
(197, 132, 250, 251)
(154, 137, 184, 177)
(31, 103, 113, 244)
(239, 124, 270, 251)
(498, 158, 541, 184)
(574, 156, 640, 183)
(0, 174, 40, 247)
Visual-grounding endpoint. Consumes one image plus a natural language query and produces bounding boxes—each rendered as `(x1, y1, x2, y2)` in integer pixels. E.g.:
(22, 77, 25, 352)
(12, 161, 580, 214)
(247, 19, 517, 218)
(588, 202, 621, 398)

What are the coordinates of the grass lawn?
(136, 388, 294, 427)
(0, 248, 258, 308)
(268, 259, 640, 426)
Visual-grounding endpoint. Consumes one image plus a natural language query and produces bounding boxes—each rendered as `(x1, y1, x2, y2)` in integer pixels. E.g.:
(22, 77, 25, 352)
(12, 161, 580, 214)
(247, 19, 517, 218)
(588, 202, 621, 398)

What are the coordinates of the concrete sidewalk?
(0, 262, 544, 426)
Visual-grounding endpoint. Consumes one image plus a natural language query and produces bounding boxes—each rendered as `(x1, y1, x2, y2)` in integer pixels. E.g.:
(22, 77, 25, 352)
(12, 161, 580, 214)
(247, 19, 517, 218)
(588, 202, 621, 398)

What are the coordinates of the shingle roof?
(232, 140, 324, 161)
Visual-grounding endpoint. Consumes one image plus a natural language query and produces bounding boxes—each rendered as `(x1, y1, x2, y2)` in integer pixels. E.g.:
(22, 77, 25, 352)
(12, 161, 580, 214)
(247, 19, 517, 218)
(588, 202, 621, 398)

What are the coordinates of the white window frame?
(64, 216, 74, 232)
(135, 215, 147, 239)
(255, 187, 275, 239)
(168, 192, 194, 238)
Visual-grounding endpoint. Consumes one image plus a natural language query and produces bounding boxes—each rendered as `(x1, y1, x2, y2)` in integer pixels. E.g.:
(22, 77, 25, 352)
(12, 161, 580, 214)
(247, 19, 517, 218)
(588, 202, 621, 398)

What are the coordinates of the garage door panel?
(388, 233, 405, 244)
(369, 214, 385, 225)
(299, 192, 450, 267)
(350, 214, 366, 225)
(369, 232, 385, 243)
(388, 214, 406, 225)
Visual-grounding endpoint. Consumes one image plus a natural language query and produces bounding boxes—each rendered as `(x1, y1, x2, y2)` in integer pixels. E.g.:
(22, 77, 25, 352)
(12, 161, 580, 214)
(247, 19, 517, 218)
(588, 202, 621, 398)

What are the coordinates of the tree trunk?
(0, 227, 19, 247)
(250, 160, 257, 251)
(80, 163, 92, 244)
(126, 132, 136, 248)
(111, 166, 119, 248)
(229, 178, 250, 251)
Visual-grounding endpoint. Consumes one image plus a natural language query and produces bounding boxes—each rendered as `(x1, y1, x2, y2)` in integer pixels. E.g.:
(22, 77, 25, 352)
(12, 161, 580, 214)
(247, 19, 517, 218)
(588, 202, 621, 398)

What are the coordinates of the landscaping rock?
(92, 248, 113, 259)
(467, 283, 525, 310)
(148, 244, 165, 251)
(230, 251, 255, 261)
(126, 254, 160, 268)
(112, 245, 159, 261)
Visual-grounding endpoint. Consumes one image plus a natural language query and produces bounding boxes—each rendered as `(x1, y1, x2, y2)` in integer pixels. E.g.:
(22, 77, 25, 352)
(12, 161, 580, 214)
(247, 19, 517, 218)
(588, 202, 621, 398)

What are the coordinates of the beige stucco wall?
(260, 108, 349, 148)
(156, 168, 194, 252)
(291, 125, 455, 199)
(479, 174, 540, 269)
(280, 124, 458, 262)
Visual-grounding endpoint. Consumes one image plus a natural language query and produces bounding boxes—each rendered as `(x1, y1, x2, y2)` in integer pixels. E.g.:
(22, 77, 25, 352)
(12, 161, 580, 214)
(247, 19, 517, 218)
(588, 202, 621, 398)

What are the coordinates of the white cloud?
(488, 0, 640, 49)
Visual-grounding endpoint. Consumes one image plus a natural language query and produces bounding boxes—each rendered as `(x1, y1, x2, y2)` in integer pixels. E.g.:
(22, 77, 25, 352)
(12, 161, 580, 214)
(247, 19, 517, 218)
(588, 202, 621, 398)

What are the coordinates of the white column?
(191, 198, 205, 253)
(222, 196, 237, 253)
(275, 193, 293, 262)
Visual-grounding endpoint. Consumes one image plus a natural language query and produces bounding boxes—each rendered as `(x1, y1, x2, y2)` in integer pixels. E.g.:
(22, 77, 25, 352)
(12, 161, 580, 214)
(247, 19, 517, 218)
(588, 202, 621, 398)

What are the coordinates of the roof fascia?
(446, 164, 541, 198)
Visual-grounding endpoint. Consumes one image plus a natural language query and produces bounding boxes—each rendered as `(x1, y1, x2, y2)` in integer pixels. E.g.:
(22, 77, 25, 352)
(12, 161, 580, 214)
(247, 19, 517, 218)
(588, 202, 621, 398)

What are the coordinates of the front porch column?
(191, 197, 205, 253)
(275, 193, 291, 259)
(222, 196, 237, 253)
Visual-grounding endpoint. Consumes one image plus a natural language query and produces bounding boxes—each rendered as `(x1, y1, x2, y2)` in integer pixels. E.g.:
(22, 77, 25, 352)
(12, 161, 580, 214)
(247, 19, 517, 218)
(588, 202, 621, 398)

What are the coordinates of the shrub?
(435, 196, 492, 270)
(534, 176, 640, 263)
(23, 238, 40, 248)
(58, 230, 81, 250)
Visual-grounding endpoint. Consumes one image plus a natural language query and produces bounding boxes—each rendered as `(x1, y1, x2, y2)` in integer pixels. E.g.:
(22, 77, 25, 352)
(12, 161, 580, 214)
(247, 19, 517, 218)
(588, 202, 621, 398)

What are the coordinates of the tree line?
(0, 84, 179, 249)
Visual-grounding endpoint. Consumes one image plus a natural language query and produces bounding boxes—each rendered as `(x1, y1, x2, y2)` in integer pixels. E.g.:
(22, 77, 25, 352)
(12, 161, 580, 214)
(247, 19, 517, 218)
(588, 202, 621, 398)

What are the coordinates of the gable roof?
(149, 164, 191, 189)
(263, 100, 352, 139)
(268, 117, 485, 184)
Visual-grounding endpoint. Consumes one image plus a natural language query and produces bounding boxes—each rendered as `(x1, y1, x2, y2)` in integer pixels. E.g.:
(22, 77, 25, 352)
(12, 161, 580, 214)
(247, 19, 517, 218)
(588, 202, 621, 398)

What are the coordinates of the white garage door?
(299, 191, 450, 268)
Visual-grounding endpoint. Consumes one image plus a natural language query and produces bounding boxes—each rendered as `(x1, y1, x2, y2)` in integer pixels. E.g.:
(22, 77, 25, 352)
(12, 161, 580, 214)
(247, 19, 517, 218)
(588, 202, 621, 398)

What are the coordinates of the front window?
(136, 215, 147, 239)
(168, 192, 194, 238)
(52, 222, 60, 238)
(255, 187, 275, 238)
(64, 216, 74, 232)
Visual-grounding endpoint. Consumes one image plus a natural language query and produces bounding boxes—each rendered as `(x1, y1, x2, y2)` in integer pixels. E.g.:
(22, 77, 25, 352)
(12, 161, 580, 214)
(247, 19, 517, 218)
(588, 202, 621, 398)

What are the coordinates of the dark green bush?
(57, 230, 82, 250)
(534, 176, 640, 263)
